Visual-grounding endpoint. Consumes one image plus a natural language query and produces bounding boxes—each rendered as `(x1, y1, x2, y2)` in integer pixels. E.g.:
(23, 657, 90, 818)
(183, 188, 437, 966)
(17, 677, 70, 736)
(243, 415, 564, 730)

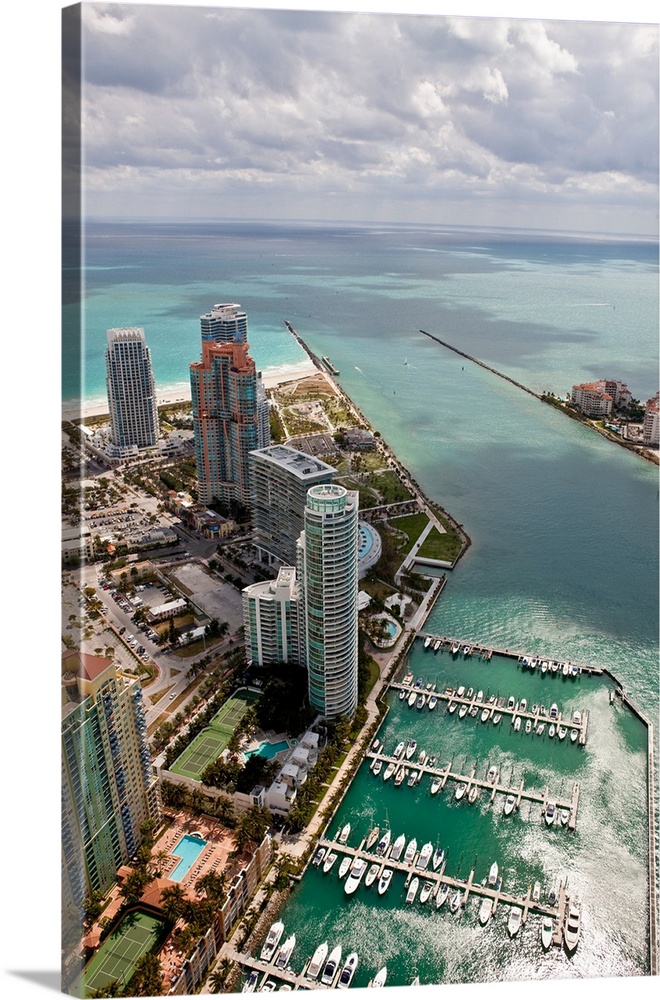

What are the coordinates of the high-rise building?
(191, 303, 269, 506)
(242, 566, 304, 667)
(249, 445, 336, 566)
(105, 327, 159, 452)
(299, 484, 359, 719)
(61, 651, 161, 944)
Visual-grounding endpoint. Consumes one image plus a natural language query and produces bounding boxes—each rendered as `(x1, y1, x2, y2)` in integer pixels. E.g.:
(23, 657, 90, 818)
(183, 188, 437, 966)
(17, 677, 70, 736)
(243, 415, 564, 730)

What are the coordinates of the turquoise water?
(245, 739, 290, 760)
(169, 834, 207, 881)
(358, 523, 375, 558)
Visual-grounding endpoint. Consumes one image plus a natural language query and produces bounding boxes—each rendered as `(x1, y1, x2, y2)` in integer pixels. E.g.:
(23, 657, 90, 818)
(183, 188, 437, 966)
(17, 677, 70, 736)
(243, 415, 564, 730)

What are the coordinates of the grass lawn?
(364, 469, 413, 504)
(416, 524, 463, 562)
(390, 512, 430, 553)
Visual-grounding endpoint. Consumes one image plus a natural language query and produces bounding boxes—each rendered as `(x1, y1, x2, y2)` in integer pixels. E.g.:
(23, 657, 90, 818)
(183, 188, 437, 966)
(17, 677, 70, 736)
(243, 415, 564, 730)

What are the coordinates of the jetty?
(416, 630, 604, 678)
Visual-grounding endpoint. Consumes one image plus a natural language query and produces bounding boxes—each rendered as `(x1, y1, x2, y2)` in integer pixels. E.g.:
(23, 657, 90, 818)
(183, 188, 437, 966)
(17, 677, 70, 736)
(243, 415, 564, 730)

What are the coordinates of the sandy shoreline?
(62, 359, 321, 421)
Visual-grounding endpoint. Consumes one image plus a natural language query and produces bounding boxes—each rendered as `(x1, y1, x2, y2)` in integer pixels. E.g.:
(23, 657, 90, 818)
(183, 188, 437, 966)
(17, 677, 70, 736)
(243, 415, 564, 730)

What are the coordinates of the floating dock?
(417, 631, 603, 677)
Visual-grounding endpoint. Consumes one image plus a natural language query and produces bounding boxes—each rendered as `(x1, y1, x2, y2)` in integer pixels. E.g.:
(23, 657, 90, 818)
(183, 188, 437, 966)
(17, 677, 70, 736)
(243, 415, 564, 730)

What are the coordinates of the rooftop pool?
(245, 738, 290, 760)
(169, 833, 207, 882)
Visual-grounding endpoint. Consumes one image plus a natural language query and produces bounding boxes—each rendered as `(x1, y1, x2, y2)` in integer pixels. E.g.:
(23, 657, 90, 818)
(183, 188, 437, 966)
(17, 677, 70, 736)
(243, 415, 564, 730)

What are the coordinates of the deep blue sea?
(64, 219, 659, 986)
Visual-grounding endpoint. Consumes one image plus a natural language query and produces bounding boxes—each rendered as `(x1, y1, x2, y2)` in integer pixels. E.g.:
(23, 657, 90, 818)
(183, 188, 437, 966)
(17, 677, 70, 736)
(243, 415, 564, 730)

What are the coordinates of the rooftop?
(250, 444, 335, 478)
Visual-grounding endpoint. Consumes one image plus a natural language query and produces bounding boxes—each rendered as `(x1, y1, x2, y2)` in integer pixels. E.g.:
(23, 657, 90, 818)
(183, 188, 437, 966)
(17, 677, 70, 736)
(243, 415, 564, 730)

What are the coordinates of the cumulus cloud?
(79, 4, 658, 233)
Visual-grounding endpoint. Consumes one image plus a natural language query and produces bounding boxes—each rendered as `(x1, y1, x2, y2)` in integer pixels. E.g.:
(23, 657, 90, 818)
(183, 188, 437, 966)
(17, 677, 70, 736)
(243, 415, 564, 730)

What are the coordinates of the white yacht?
(514, 717, 521, 731)
(487, 765, 499, 784)
(275, 934, 296, 970)
(492, 713, 502, 725)
(338, 856, 351, 879)
(377, 868, 393, 895)
(525, 719, 532, 733)
(457, 686, 466, 697)
(548, 724, 556, 738)
(507, 696, 515, 710)
(372, 759, 382, 776)
(260, 921, 284, 962)
(519, 698, 527, 712)
(419, 881, 433, 904)
(399, 688, 406, 700)
(545, 800, 557, 826)
(449, 891, 461, 913)
(504, 793, 516, 815)
(564, 902, 582, 952)
(488, 862, 498, 886)
(323, 852, 338, 874)
(312, 847, 325, 866)
(570, 728, 579, 742)
(404, 838, 418, 864)
(394, 765, 407, 786)
(507, 907, 522, 937)
(406, 876, 420, 903)
(558, 725, 567, 740)
(407, 690, 417, 707)
(406, 739, 417, 759)
(416, 842, 433, 869)
(366, 826, 379, 850)
(572, 710, 582, 725)
(321, 946, 342, 986)
(428, 694, 438, 710)
(448, 700, 457, 714)
(338, 823, 351, 844)
(560, 808, 570, 826)
(455, 782, 467, 801)
(243, 970, 259, 993)
(390, 834, 406, 861)
(307, 942, 329, 979)
(424, 635, 432, 648)
(376, 829, 391, 856)
(479, 897, 493, 925)
(337, 952, 358, 989)
(393, 741, 405, 759)
(481, 707, 491, 722)
(430, 776, 442, 795)
(383, 761, 396, 781)
(432, 845, 445, 870)
(541, 916, 553, 950)
(532, 881, 541, 902)
(407, 769, 418, 787)
(435, 882, 450, 908)
(370, 966, 387, 988)
(477, 689, 484, 702)
(344, 857, 367, 895)
(536, 722, 546, 735)
(468, 785, 479, 804)
(365, 862, 380, 888)
(458, 704, 468, 719)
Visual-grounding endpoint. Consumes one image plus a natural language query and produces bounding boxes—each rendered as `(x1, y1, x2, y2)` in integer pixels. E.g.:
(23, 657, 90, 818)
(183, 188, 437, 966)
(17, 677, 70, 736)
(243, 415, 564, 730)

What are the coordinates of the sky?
(70, 0, 660, 235)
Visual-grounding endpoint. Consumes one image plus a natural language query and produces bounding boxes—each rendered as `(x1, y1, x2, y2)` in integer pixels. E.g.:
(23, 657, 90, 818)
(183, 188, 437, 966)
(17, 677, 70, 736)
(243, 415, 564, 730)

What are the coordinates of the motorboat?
(507, 696, 515, 710)
(477, 689, 484, 702)
(455, 782, 467, 801)
(406, 739, 417, 759)
(487, 765, 499, 784)
(435, 882, 450, 908)
(563, 663, 570, 676)
(504, 794, 516, 816)
(424, 635, 432, 648)
(370, 756, 380, 772)
(432, 846, 445, 870)
(338, 856, 351, 879)
(458, 704, 468, 719)
(508, 907, 522, 937)
(514, 717, 521, 731)
(457, 686, 465, 697)
(377, 868, 393, 894)
(337, 952, 358, 989)
(558, 726, 567, 740)
(430, 776, 442, 795)
(338, 823, 351, 844)
(539, 704, 547, 715)
(572, 710, 582, 725)
(448, 701, 457, 714)
(372, 760, 382, 776)
(548, 724, 556, 738)
(564, 902, 582, 952)
(468, 785, 479, 804)
(452, 642, 460, 654)
(410, 976, 421, 986)
(415, 677, 424, 688)
(541, 916, 553, 950)
(260, 921, 284, 962)
(536, 723, 545, 735)
(521, 656, 529, 667)
(403, 672, 413, 685)
(469, 705, 479, 717)
(466, 688, 474, 699)
(393, 741, 405, 759)
(408, 691, 417, 707)
(428, 694, 438, 710)
(417, 842, 433, 870)
(383, 761, 397, 781)
(323, 851, 338, 874)
(463, 645, 471, 656)
(449, 891, 461, 913)
(312, 847, 326, 867)
(532, 881, 541, 902)
(549, 703, 559, 720)
(308, 941, 329, 979)
(406, 876, 420, 903)
(394, 766, 407, 786)
(275, 934, 296, 970)
(344, 857, 367, 895)
(399, 688, 406, 700)
(434, 639, 442, 651)
(488, 862, 498, 886)
(321, 946, 342, 986)
(479, 897, 493, 925)
(570, 728, 579, 742)
(372, 738, 381, 752)
(370, 967, 387, 988)
(365, 862, 380, 887)
(404, 838, 418, 864)
(376, 829, 391, 856)
(541, 661, 548, 674)
(560, 808, 570, 826)
(481, 708, 490, 723)
(571, 665, 579, 677)
(419, 881, 433, 904)
(545, 800, 557, 826)
(525, 720, 532, 733)
(418, 749, 426, 766)
(407, 770, 418, 786)
(492, 713, 502, 725)
(551, 661, 559, 674)
(416, 693, 426, 709)
(243, 970, 259, 992)
(532, 703, 539, 714)
(260, 980, 276, 992)
(390, 834, 405, 861)
(519, 698, 527, 712)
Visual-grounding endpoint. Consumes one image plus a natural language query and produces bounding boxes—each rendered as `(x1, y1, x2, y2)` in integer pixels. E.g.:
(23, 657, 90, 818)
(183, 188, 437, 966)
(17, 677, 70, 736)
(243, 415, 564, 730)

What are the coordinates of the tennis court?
(76, 910, 166, 996)
(169, 688, 260, 781)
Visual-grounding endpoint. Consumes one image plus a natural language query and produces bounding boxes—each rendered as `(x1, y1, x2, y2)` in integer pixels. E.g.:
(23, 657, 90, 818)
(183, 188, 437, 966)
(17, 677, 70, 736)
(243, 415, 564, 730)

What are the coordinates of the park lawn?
(416, 524, 463, 562)
(366, 469, 414, 504)
(390, 512, 430, 553)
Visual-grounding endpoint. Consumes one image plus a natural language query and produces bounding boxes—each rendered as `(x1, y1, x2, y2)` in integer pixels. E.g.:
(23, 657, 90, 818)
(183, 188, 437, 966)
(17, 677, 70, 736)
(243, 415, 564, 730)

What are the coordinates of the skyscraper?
(105, 327, 159, 452)
(249, 445, 336, 566)
(61, 651, 161, 944)
(191, 302, 269, 506)
(242, 566, 304, 667)
(299, 484, 359, 718)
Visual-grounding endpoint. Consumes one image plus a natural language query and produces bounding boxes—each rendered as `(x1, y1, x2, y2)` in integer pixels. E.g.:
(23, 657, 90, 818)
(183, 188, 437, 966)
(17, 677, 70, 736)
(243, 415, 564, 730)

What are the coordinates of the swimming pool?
(244, 738, 290, 760)
(358, 523, 374, 558)
(169, 834, 207, 882)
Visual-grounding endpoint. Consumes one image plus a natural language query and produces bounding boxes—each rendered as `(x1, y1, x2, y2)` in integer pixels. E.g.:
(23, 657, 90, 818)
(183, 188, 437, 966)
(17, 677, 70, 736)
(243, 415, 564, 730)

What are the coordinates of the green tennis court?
(74, 909, 166, 997)
(170, 688, 260, 781)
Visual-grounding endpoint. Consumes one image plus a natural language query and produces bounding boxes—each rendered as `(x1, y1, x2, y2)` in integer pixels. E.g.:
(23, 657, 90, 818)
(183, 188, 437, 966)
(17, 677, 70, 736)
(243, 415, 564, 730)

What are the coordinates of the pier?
(416, 630, 604, 678)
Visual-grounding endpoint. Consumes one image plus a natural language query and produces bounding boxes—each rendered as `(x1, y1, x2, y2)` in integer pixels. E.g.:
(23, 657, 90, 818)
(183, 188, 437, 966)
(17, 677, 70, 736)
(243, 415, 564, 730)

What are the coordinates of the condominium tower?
(249, 445, 336, 566)
(242, 566, 304, 667)
(200, 302, 248, 344)
(61, 651, 161, 946)
(105, 327, 159, 452)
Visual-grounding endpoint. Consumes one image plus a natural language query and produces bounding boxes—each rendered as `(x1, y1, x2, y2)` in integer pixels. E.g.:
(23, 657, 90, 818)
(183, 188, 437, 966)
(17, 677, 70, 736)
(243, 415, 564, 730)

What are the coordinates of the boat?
(545, 800, 557, 826)
(432, 846, 445, 870)
(418, 749, 426, 765)
(466, 687, 474, 699)
(371, 738, 381, 752)
(487, 765, 499, 784)
(370, 967, 387, 988)
(469, 705, 479, 717)
(406, 876, 420, 903)
(519, 698, 527, 712)
(541, 916, 553, 950)
(403, 672, 413, 685)
(408, 691, 417, 707)
(541, 661, 548, 674)
(507, 696, 515, 710)
(468, 785, 479, 803)
(383, 761, 397, 781)
(344, 857, 367, 895)
(492, 713, 502, 725)
(338, 856, 351, 879)
(321, 946, 342, 986)
(243, 970, 259, 992)
(323, 852, 338, 874)
(449, 891, 461, 913)
(260, 921, 285, 962)
(452, 642, 460, 654)
(376, 829, 391, 856)
(407, 769, 418, 786)
(403, 838, 418, 864)
(488, 862, 498, 886)
(513, 717, 521, 731)
(564, 901, 582, 952)
(563, 663, 570, 676)
(260, 980, 276, 992)
(390, 834, 405, 861)
(532, 703, 539, 714)
(536, 723, 545, 735)
(275, 934, 296, 970)
(394, 765, 407, 786)
(406, 739, 417, 759)
(457, 686, 465, 697)
(410, 976, 421, 987)
(548, 724, 556, 738)
(522, 656, 529, 667)
(549, 703, 559, 720)
(558, 725, 567, 740)
(393, 741, 405, 759)
(458, 704, 468, 719)
(415, 677, 423, 688)
(455, 782, 467, 801)
(436, 882, 450, 908)
(417, 842, 433, 869)
(479, 897, 493, 925)
(424, 635, 432, 649)
(572, 710, 582, 725)
(481, 707, 490, 722)
(337, 952, 358, 989)
(434, 639, 442, 650)
(416, 693, 426, 709)
(476, 689, 483, 702)
(571, 664, 579, 677)
(338, 823, 351, 844)
(369, 756, 379, 772)
(525, 719, 532, 733)
(428, 694, 438, 710)
(570, 728, 579, 742)
(377, 868, 393, 894)
(548, 888, 558, 906)
(398, 688, 406, 700)
(560, 808, 570, 826)
(365, 862, 380, 887)
(551, 661, 559, 674)
(372, 759, 382, 775)
(430, 776, 442, 795)
(508, 907, 522, 937)
(307, 941, 329, 979)
(532, 880, 541, 902)
(312, 847, 325, 866)
(504, 793, 516, 815)
(419, 881, 433, 904)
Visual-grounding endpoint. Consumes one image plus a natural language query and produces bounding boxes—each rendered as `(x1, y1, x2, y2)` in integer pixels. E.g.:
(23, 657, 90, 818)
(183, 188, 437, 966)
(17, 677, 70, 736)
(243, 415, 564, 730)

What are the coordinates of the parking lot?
(168, 562, 244, 632)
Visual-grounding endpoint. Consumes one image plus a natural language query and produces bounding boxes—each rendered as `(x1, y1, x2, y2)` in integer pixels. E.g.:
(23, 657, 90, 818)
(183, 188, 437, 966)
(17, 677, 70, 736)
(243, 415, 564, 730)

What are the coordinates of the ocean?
(65, 219, 658, 986)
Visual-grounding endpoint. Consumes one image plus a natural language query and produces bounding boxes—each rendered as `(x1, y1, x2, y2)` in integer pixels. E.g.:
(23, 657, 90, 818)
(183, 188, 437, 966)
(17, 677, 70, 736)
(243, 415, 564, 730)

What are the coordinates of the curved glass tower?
(299, 484, 359, 719)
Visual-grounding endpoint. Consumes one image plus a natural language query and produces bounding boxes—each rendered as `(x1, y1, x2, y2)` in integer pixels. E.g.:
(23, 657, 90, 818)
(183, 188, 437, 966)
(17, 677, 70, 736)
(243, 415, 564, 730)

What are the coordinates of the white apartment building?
(105, 328, 159, 452)
(643, 393, 659, 446)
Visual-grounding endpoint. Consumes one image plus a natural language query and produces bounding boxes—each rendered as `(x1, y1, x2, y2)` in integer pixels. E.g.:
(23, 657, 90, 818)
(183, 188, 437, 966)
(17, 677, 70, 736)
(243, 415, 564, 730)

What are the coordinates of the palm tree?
(196, 869, 226, 903)
(160, 884, 186, 924)
(207, 958, 232, 993)
(128, 952, 163, 997)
